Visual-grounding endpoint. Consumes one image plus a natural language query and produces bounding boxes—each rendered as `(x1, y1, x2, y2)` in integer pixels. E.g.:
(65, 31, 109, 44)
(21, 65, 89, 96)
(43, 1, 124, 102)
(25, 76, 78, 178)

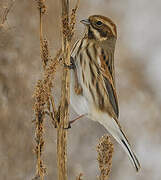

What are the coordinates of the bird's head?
(81, 15, 117, 41)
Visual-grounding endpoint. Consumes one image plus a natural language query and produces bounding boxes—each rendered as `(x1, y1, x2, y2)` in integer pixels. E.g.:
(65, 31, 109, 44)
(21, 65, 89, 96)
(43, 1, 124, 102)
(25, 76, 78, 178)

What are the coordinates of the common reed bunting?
(69, 15, 140, 171)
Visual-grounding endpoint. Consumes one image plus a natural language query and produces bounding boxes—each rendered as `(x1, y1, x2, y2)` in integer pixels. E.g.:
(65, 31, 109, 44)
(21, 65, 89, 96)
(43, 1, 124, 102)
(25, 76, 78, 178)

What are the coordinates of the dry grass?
(57, 1, 80, 180)
(33, 50, 60, 179)
(0, 1, 115, 180)
(33, 0, 79, 180)
(69, 0, 80, 40)
(33, 1, 61, 179)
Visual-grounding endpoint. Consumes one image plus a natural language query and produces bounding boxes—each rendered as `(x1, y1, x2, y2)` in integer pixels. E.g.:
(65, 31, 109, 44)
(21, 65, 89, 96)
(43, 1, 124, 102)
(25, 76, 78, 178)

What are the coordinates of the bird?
(69, 15, 140, 171)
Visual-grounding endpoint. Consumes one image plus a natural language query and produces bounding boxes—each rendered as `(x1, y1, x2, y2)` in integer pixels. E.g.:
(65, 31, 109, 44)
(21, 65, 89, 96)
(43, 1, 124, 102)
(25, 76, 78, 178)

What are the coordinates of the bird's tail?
(100, 117, 140, 172)
(119, 128, 140, 171)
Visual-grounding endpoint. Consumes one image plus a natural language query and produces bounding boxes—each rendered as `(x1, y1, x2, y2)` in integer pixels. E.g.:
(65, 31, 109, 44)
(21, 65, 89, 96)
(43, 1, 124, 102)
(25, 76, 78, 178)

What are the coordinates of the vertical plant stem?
(40, 8, 43, 43)
(57, 1, 70, 180)
(38, 7, 44, 180)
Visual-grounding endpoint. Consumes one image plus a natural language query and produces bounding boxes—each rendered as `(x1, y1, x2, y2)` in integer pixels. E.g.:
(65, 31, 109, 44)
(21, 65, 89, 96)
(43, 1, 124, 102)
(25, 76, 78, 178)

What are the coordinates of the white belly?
(70, 71, 89, 115)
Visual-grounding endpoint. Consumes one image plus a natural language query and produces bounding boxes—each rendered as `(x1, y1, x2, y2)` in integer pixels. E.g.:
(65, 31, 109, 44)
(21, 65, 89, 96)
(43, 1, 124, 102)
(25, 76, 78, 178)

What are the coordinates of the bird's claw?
(63, 123, 71, 129)
(64, 57, 76, 70)
(64, 63, 75, 70)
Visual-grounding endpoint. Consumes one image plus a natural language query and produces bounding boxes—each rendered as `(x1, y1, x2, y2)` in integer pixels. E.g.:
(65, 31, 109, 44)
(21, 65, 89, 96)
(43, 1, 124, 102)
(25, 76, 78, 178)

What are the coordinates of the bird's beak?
(80, 19, 90, 25)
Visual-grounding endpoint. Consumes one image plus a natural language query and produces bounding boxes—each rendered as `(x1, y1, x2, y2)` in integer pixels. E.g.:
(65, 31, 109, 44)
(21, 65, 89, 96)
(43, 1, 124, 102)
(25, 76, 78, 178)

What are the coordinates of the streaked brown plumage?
(70, 15, 140, 171)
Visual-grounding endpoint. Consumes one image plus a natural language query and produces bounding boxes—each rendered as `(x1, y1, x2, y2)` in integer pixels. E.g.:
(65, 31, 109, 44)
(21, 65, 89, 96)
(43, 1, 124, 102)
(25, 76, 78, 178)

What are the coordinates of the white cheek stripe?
(92, 28, 101, 39)
(92, 28, 106, 41)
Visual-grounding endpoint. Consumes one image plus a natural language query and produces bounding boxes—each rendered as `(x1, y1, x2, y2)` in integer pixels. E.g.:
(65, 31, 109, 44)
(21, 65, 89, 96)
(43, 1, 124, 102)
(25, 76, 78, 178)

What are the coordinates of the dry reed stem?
(57, 0, 79, 180)
(35, 0, 47, 69)
(33, 0, 79, 179)
(97, 135, 114, 180)
(33, 1, 62, 180)
(57, 1, 70, 179)
(33, 2, 47, 180)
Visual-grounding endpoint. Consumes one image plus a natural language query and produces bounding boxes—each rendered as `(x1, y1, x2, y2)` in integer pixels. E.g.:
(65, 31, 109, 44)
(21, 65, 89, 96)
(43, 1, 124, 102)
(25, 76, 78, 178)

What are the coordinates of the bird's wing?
(98, 52, 119, 118)
(100, 40, 116, 85)
(71, 39, 81, 58)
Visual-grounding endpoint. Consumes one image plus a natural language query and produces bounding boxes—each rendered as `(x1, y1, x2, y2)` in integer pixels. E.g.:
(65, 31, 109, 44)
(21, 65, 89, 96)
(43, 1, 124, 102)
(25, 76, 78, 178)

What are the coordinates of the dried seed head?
(41, 38, 50, 67)
(35, 0, 47, 14)
(69, 0, 80, 40)
(97, 135, 114, 180)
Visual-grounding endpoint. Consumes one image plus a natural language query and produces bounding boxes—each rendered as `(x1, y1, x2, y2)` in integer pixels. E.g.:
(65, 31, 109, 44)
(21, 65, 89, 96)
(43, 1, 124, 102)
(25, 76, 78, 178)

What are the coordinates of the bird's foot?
(64, 57, 76, 70)
(64, 114, 86, 129)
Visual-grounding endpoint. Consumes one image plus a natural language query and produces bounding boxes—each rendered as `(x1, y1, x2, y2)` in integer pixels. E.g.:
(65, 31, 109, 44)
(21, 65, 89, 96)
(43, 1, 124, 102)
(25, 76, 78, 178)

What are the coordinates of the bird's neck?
(100, 38, 116, 51)
(84, 29, 116, 50)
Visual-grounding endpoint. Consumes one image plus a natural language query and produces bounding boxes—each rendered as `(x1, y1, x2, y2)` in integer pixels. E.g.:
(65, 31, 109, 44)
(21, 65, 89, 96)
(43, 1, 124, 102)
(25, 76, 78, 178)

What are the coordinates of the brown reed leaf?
(97, 135, 114, 180)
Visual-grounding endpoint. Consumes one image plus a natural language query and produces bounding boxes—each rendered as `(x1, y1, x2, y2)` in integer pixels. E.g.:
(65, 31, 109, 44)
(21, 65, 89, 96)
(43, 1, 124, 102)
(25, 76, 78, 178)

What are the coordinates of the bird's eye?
(96, 21, 102, 26)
